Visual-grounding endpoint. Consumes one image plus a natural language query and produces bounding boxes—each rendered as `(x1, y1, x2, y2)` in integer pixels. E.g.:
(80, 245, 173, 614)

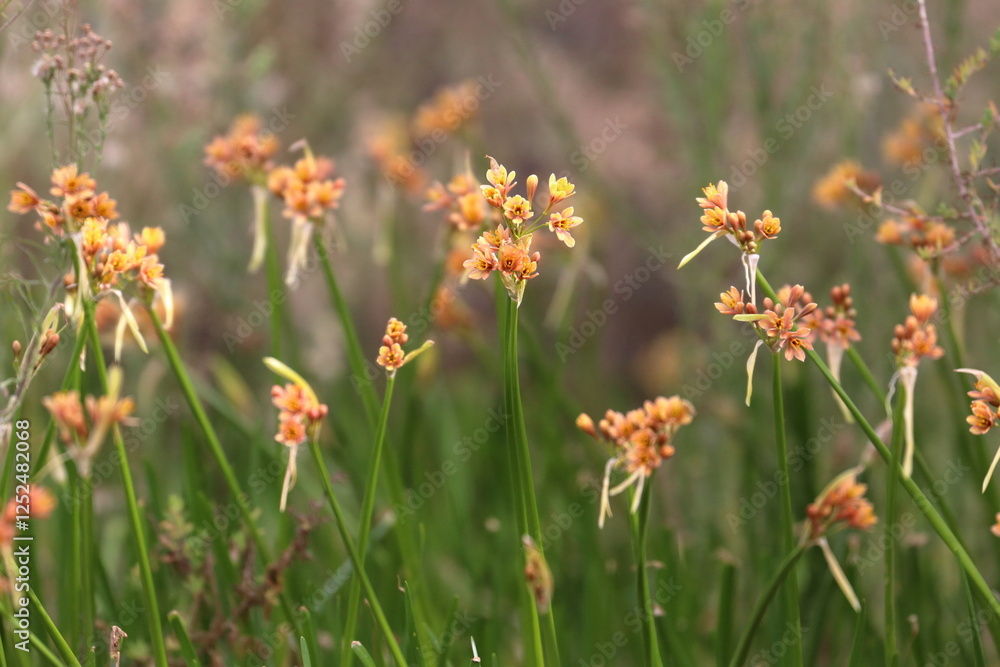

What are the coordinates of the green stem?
(885, 385, 905, 666)
(770, 354, 803, 667)
(261, 195, 288, 362)
(32, 319, 88, 478)
(844, 348, 963, 536)
(314, 233, 436, 662)
(81, 298, 167, 667)
(503, 298, 546, 667)
(628, 487, 662, 666)
(341, 374, 396, 667)
(728, 544, 807, 667)
(27, 589, 80, 667)
(146, 306, 301, 637)
(755, 270, 1000, 624)
(314, 235, 379, 423)
(80, 477, 95, 656)
(167, 611, 202, 667)
(305, 437, 407, 666)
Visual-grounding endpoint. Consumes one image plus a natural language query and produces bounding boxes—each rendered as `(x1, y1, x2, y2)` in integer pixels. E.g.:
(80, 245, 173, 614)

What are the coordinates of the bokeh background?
(2, 0, 1000, 663)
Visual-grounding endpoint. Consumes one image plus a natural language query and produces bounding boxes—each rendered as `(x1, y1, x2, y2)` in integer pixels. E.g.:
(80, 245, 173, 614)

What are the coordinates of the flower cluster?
(31, 25, 123, 118)
(271, 383, 328, 448)
(268, 146, 345, 224)
(375, 317, 434, 375)
(804, 468, 877, 613)
(367, 81, 481, 192)
(810, 160, 881, 210)
(956, 369, 1000, 492)
(881, 103, 946, 167)
(204, 118, 348, 285)
(76, 217, 166, 292)
(577, 396, 695, 528)
(805, 469, 877, 541)
(424, 171, 489, 232)
(10, 167, 171, 361)
(204, 114, 279, 183)
(0, 487, 56, 547)
(962, 370, 1000, 436)
(716, 284, 818, 362)
(44, 388, 135, 445)
(264, 357, 330, 512)
(891, 294, 944, 368)
(802, 284, 861, 350)
(411, 80, 480, 139)
(876, 216, 957, 258)
(42, 367, 135, 477)
(681, 181, 782, 306)
(463, 157, 582, 304)
(9, 165, 119, 237)
(890, 294, 944, 477)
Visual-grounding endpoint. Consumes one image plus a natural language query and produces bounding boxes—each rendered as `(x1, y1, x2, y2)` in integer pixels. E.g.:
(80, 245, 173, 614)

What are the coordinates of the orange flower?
(547, 173, 576, 204)
(377, 342, 405, 372)
(810, 160, 880, 209)
(50, 164, 96, 199)
(7, 182, 40, 214)
(968, 400, 998, 435)
(580, 395, 695, 528)
(806, 470, 878, 540)
(547, 207, 583, 247)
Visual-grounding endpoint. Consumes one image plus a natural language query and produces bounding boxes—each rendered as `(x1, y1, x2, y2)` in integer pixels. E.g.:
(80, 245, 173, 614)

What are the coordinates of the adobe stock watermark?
(726, 415, 846, 531)
(877, 0, 921, 40)
(671, 0, 759, 72)
(392, 407, 507, 524)
(348, 280, 461, 393)
(178, 105, 296, 224)
(728, 84, 834, 192)
(580, 578, 684, 666)
(61, 396, 181, 510)
(924, 604, 996, 666)
(6, 0, 60, 50)
(855, 458, 969, 575)
(418, 610, 477, 665)
(383, 75, 501, 188)
(339, 0, 412, 64)
(842, 136, 949, 243)
(546, 0, 588, 30)
(748, 622, 807, 665)
(556, 245, 672, 361)
(569, 116, 629, 173)
(64, 66, 171, 166)
(536, 479, 602, 552)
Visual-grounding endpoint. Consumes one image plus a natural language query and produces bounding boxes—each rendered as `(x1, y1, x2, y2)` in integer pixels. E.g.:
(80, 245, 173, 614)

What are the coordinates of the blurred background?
(2, 0, 1000, 663)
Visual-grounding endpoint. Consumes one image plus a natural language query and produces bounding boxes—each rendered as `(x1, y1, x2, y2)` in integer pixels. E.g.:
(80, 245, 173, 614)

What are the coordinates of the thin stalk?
(31, 321, 88, 478)
(715, 561, 737, 667)
(167, 611, 202, 667)
(262, 201, 289, 363)
(305, 436, 407, 666)
(27, 588, 81, 667)
(503, 298, 546, 667)
(313, 233, 435, 662)
(771, 354, 803, 667)
(80, 477, 95, 656)
(728, 544, 807, 667)
(755, 270, 1000, 624)
(341, 374, 396, 667)
(81, 299, 167, 667)
(314, 235, 379, 423)
(628, 487, 662, 666)
(845, 347, 963, 536)
(146, 306, 301, 636)
(885, 385, 905, 666)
